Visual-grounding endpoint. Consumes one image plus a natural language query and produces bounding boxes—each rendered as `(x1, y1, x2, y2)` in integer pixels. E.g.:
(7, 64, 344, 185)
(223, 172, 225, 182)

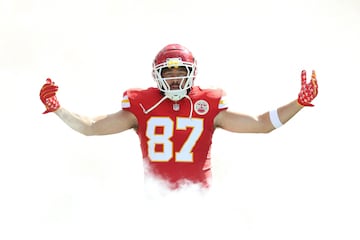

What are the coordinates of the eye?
(161, 67, 188, 78)
(179, 70, 188, 75)
(161, 70, 172, 78)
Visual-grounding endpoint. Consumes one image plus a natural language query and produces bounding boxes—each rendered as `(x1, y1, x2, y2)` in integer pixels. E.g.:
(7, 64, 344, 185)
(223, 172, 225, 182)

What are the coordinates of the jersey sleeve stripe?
(218, 96, 228, 109)
(121, 95, 131, 108)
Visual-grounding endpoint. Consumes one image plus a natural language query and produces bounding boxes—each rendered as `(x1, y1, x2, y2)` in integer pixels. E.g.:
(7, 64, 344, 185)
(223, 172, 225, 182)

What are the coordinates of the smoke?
(118, 175, 254, 240)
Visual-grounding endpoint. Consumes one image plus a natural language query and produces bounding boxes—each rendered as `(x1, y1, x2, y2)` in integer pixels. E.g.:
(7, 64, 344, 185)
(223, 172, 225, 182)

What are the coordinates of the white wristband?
(269, 109, 283, 128)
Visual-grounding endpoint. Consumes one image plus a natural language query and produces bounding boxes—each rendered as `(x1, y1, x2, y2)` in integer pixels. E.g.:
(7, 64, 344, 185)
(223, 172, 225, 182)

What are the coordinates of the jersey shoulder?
(122, 87, 159, 98)
(191, 86, 227, 98)
(122, 87, 160, 109)
(191, 86, 228, 110)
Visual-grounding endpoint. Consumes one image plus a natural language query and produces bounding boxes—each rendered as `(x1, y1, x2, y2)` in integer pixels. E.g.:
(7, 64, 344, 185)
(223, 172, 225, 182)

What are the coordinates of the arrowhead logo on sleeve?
(194, 100, 209, 115)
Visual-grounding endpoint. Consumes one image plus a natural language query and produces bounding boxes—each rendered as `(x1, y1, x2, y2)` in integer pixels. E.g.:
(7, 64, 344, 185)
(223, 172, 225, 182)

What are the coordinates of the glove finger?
(46, 78, 55, 85)
(41, 84, 58, 92)
(41, 78, 57, 94)
(311, 70, 316, 81)
(40, 88, 58, 103)
(40, 85, 58, 98)
(301, 70, 307, 86)
(311, 70, 318, 96)
(41, 91, 57, 99)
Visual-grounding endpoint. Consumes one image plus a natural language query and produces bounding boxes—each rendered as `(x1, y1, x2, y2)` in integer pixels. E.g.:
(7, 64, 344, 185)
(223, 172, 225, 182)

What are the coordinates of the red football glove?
(298, 70, 318, 107)
(39, 78, 60, 114)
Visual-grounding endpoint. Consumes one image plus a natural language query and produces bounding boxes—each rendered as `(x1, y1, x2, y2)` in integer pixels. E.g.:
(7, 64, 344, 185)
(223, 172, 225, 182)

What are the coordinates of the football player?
(39, 43, 318, 189)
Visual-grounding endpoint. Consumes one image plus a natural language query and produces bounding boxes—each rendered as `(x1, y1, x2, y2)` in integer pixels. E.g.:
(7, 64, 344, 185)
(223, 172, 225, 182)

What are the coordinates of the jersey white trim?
(218, 96, 228, 109)
(121, 95, 130, 108)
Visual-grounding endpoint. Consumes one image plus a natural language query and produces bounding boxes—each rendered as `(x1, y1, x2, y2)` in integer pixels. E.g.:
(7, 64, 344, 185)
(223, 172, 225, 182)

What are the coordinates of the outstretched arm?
(40, 78, 137, 136)
(215, 70, 318, 133)
(54, 108, 137, 136)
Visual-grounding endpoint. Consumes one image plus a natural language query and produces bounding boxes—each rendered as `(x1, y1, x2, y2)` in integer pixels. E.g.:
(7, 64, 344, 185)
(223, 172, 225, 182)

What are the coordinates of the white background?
(1, 0, 359, 239)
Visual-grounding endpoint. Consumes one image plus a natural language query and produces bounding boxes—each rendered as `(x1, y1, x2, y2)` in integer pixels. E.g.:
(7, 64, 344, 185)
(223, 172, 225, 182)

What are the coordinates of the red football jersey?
(121, 86, 228, 188)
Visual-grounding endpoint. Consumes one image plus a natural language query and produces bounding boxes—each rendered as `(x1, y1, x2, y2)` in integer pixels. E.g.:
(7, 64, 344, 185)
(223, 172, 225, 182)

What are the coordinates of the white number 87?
(146, 117, 204, 162)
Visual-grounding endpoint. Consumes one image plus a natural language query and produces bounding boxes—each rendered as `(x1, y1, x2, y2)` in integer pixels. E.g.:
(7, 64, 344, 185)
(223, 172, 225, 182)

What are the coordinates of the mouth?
(170, 84, 180, 90)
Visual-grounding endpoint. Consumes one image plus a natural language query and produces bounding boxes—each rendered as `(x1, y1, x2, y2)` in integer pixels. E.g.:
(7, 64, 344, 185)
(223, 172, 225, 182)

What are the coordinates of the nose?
(166, 77, 181, 84)
(172, 78, 181, 83)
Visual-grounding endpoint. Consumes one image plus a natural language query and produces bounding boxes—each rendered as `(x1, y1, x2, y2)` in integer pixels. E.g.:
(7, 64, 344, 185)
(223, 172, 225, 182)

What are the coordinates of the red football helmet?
(152, 44, 197, 101)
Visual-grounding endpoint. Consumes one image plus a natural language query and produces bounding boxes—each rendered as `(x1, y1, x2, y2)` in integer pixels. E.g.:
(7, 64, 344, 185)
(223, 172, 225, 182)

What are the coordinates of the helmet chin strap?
(184, 95, 194, 119)
(139, 94, 193, 119)
(139, 95, 169, 115)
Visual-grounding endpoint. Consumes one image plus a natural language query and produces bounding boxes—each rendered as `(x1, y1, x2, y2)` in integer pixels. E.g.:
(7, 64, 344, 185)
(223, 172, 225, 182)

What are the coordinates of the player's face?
(161, 67, 188, 90)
